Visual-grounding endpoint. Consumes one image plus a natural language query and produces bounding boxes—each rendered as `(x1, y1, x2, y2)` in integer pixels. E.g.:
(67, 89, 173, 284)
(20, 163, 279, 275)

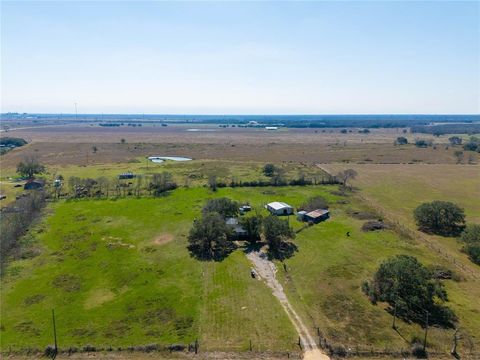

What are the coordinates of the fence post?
(195, 338, 198, 354)
(51, 309, 58, 360)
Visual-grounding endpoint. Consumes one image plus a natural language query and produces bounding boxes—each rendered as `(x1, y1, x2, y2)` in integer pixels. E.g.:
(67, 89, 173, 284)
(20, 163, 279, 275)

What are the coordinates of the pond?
(148, 156, 193, 163)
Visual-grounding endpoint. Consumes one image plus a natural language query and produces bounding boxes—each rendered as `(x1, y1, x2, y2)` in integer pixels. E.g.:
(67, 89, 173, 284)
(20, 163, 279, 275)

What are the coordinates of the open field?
(2, 185, 479, 357)
(1, 126, 480, 358)
(1, 139, 476, 175)
(322, 163, 480, 270)
(322, 164, 480, 224)
(1, 187, 306, 352)
(2, 124, 445, 144)
(2, 159, 329, 188)
(277, 199, 480, 353)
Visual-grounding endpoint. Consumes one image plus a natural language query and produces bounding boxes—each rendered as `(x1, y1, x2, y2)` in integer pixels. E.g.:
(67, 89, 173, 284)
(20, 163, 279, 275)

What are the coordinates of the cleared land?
(1, 125, 476, 172)
(1, 125, 480, 358)
(2, 186, 478, 356)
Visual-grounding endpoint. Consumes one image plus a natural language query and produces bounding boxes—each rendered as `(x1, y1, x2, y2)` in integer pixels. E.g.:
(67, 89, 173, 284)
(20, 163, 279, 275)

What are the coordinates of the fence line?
(355, 193, 480, 281)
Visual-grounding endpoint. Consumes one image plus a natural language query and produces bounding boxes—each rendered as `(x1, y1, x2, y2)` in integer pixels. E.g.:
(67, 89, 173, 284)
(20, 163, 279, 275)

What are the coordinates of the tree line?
(0, 191, 46, 270)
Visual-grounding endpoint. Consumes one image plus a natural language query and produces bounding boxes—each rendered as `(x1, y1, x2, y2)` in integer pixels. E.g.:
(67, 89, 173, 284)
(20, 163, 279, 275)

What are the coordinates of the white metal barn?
(266, 202, 294, 216)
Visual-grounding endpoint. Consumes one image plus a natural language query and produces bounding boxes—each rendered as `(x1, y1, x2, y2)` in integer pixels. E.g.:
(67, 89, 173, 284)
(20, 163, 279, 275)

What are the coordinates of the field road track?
(246, 251, 330, 360)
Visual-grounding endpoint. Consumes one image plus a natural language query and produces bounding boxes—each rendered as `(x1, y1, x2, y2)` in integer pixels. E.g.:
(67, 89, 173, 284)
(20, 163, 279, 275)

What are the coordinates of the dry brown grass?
(1, 124, 475, 172)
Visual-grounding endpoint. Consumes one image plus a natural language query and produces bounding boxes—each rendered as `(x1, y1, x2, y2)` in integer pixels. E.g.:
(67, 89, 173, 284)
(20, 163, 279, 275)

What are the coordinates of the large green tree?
(364, 255, 455, 326)
(187, 212, 232, 260)
(414, 201, 465, 236)
(240, 215, 263, 243)
(263, 215, 295, 259)
(460, 224, 480, 265)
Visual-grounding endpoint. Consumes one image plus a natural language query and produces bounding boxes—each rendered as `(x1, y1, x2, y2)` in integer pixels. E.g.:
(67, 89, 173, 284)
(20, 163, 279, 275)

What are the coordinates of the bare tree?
(337, 169, 358, 189)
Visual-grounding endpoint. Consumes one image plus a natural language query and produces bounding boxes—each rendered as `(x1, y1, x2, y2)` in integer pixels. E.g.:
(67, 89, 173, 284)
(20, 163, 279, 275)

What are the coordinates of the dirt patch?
(153, 233, 174, 246)
(84, 288, 116, 309)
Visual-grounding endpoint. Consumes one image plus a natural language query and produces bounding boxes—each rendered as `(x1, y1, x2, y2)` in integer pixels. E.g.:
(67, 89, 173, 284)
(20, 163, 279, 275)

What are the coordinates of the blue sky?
(1, 1, 479, 114)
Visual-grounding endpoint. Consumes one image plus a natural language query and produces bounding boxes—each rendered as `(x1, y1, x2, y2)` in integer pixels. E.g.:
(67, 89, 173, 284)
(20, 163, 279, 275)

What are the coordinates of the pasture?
(2, 185, 478, 356)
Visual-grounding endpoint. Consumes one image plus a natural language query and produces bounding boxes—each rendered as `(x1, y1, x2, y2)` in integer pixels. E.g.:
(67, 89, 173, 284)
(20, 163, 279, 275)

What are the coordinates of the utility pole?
(52, 309, 58, 359)
(423, 310, 429, 352)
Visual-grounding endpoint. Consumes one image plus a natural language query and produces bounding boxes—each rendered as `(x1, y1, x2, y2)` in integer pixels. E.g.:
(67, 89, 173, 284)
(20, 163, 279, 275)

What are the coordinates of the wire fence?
(354, 193, 480, 281)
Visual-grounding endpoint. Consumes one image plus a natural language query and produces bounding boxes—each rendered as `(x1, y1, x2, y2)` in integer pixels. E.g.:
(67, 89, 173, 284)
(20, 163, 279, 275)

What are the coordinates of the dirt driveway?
(246, 250, 330, 360)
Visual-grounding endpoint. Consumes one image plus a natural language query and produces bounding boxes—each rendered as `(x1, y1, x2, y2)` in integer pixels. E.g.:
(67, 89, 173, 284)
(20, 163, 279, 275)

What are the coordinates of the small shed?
(304, 209, 330, 223)
(118, 172, 136, 180)
(24, 179, 44, 190)
(225, 217, 248, 239)
(297, 210, 307, 221)
(266, 202, 294, 216)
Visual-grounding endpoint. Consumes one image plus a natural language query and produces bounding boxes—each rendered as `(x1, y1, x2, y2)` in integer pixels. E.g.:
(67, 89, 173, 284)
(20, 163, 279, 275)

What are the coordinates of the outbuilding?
(303, 209, 330, 223)
(118, 172, 136, 180)
(266, 202, 294, 216)
(24, 179, 45, 190)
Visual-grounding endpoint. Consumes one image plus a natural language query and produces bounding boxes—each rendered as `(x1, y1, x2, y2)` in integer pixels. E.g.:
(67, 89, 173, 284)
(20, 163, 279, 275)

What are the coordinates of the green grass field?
(277, 202, 479, 352)
(0, 158, 329, 187)
(2, 185, 478, 355)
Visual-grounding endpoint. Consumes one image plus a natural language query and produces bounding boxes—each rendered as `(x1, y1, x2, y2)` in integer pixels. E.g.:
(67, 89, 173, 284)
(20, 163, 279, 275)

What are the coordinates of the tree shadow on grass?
(242, 241, 264, 254)
(188, 242, 237, 262)
(385, 304, 456, 329)
(267, 241, 298, 261)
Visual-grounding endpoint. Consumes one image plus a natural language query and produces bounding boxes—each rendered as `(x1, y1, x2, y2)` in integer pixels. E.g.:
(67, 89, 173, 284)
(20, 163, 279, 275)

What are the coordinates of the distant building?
(225, 217, 248, 239)
(118, 172, 135, 180)
(266, 202, 294, 216)
(298, 209, 330, 223)
(24, 179, 45, 190)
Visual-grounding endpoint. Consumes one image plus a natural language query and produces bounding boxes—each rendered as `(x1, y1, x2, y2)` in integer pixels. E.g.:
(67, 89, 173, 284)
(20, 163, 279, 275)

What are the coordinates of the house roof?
(226, 217, 239, 225)
(305, 209, 329, 218)
(267, 202, 292, 210)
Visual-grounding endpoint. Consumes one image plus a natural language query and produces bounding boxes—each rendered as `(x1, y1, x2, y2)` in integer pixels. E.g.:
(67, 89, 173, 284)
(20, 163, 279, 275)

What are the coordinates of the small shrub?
(361, 220, 389, 231)
(330, 345, 347, 357)
(83, 344, 96, 352)
(44, 345, 56, 357)
(411, 342, 427, 358)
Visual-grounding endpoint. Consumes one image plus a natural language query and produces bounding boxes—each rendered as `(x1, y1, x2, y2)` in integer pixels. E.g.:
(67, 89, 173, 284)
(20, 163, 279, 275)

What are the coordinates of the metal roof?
(305, 209, 329, 218)
(267, 202, 292, 210)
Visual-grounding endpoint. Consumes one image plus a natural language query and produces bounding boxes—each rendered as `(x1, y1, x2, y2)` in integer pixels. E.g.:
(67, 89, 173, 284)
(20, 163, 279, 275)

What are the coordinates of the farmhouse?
(298, 209, 330, 223)
(24, 179, 45, 190)
(225, 217, 248, 239)
(266, 202, 294, 216)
